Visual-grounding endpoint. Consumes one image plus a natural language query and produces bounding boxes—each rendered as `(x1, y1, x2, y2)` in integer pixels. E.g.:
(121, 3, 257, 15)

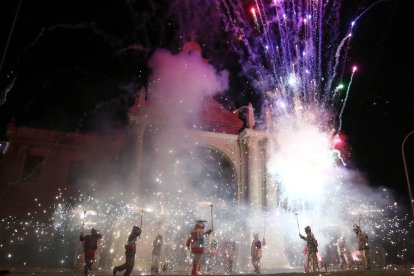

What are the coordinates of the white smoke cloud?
(147, 47, 229, 122)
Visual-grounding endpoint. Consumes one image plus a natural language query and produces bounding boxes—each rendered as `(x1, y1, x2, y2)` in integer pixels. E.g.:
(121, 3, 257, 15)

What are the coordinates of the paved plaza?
(1, 267, 413, 276)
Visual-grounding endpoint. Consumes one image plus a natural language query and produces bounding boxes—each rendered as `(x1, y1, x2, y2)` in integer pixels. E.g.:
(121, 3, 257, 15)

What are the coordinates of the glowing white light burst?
(216, 0, 384, 210)
(287, 73, 298, 88)
(212, 0, 412, 267)
(267, 112, 338, 208)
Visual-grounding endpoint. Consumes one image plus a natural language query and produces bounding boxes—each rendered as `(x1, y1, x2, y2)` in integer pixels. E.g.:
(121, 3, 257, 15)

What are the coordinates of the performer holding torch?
(353, 224, 371, 270)
(251, 232, 263, 274)
(113, 225, 142, 275)
(80, 228, 102, 275)
(186, 218, 213, 276)
(299, 226, 319, 272)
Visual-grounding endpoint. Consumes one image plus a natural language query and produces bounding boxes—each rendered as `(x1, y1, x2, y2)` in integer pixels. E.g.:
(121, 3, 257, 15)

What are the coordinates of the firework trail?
(212, 0, 412, 267)
(216, 0, 388, 123)
(214, 0, 394, 207)
(215, 1, 352, 213)
(338, 66, 357, 132)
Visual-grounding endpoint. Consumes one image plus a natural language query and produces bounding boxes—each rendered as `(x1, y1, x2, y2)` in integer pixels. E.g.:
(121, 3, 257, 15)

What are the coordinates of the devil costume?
(186, 220, 213, 276)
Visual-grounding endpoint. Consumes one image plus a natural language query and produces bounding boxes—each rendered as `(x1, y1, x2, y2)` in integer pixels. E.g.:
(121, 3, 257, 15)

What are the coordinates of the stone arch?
(173, 144, 238, 201)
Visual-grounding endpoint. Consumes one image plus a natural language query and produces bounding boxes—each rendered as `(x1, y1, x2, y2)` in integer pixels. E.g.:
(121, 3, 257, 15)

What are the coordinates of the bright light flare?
(267, 112, 337, 207)
(335, 84, 344, 90)
(144, 207, 154, 213)
(84, 221, 97, 227)
(198, 201, 213, 207)
(332, 133, 346, 149)
(287, 73, 298, 88)
(126, 204, 153, 213)
(79, 210, 97, 219)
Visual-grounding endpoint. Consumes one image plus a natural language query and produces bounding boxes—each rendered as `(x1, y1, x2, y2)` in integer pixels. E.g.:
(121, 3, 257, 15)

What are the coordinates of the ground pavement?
(0, 268, 412, 276)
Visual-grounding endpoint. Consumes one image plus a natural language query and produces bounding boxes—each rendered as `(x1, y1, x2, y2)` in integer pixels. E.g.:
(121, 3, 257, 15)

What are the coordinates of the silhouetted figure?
(79, 228, 102, 275)
(113, 226, 142, 276)
(251, 233, 262, 274)
(186, 220, 213, 276)
(151, 234, 164, 274)
(223, 240, 236, 274)
(353, 224, 371, 269)
(336, 236, 351, 269)
(299, 226, 318, 272)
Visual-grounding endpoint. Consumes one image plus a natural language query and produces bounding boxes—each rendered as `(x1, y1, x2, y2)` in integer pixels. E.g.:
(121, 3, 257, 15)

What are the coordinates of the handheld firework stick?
(139, 209, 144, 239)
(295, 212, 300, 233)
(82, 210, 87, 231)
(210, 204, 214, 230)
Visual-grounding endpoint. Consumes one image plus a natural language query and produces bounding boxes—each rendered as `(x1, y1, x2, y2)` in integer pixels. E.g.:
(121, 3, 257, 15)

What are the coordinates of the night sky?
(0, 0, 413, 206)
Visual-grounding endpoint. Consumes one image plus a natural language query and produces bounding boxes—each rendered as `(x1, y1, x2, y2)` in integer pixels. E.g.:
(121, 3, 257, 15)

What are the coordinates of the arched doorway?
(174, 146, 237, 202)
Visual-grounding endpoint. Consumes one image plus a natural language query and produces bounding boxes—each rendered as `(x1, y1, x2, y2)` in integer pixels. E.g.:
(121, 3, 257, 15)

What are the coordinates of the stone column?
(245, 132, 262, 208)
(260, 139, 277, 210)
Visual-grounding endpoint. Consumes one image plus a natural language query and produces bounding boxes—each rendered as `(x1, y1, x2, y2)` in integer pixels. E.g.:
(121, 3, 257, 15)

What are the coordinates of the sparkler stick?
(295, 212, 300, 233)
(75, 210, 87, 270)
(139, 209, 144, 239)
(82, 210, 86, 231)
(140, 209, 144, 228)
(210, 204, 214, 230)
